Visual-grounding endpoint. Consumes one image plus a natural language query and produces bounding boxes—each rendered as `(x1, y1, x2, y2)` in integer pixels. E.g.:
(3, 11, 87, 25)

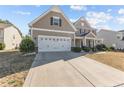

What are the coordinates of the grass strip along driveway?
(0, 50, 35, 87)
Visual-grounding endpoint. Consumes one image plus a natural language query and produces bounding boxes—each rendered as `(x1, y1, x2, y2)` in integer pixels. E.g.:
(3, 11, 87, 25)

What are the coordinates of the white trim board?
(31, 28, 75, 34)
(85, 31, 97, 38)
(38, 35, 71, 39)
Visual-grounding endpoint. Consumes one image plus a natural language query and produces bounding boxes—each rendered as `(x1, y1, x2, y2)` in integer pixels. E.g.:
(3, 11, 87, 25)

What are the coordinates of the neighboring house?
(73, 17, 103, 48)
(98, 29, 124, 49)
(0, 22, 22, 50)
(29, 6, 103, 52)
(117, 30, 124, 40)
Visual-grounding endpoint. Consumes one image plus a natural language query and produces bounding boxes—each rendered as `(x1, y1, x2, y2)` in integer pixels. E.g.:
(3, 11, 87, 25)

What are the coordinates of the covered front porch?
(75, 36, 103, 48)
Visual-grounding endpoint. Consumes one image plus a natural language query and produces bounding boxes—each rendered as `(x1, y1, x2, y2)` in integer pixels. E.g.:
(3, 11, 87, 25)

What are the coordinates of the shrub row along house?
(0, 20, 22, 50)
(29, 6, 103, 52)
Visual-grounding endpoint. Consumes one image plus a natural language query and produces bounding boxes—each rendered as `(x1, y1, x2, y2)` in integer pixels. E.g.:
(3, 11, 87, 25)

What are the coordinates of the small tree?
(19, 36, 35, 53)
(0, 43, 5, 50)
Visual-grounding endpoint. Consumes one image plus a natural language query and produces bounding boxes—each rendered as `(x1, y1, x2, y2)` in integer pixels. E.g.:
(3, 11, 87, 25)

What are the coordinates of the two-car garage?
(38, 35, 71, 52)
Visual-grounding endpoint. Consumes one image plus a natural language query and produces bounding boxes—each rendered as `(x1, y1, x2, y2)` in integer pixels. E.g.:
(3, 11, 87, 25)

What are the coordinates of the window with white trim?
(50, 16, 62, 26)
(53, 16, 60, 25)
(79, 29, 82, 34)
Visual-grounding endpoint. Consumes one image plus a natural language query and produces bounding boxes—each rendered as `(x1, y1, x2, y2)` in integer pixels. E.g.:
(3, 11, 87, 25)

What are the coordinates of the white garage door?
(38, 35, 71, 52)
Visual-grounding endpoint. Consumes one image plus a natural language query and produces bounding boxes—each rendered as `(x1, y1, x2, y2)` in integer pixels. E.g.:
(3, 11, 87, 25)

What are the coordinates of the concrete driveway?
(24, 52, 124, 87)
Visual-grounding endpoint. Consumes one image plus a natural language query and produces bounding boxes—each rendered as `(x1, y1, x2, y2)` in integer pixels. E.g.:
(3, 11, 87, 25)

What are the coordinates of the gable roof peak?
(29, 5, 77, 31)
(50, 5, 62, 13)
(80, 17, 86, 21)
(74, 16, 91, 27)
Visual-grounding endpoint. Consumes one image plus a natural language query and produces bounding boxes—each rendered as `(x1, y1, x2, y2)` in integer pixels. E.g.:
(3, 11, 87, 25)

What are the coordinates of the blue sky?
(0, 5, 124, 35)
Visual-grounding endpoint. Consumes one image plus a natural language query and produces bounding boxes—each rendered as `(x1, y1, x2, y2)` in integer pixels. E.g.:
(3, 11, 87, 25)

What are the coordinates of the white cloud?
(14, 11, 31, 15)
(70, 18, 77, 22)
(107, 9, 112, 12)
(115, 9, 124, 24)
(86, 11, 113, 29)
(70, 5, 87, 11)
(118, 8, 124, 14)
(94, 24, 111, 29)
(35, 5, 41, 7)
(116, 16, 124, 24)
(86, 11, 113, 21)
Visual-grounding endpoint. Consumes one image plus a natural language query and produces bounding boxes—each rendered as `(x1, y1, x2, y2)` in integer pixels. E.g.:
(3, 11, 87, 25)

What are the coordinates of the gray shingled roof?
(0, 23, 11, 29)
(0, 20, 22, 36)
(118, 30, 124, 32)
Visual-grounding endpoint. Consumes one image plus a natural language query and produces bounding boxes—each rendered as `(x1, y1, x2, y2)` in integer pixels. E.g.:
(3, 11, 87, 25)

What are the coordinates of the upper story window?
(81, 23, 84, 26)
(79, 29, 87, 35)
(79, 29, 82, 34)
(53, 17, 59, 25)
(50, 16, 62, 26)
(122, 37, 124, 41)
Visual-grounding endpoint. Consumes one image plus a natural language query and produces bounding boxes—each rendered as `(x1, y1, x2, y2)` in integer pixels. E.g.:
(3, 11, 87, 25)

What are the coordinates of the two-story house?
(29, 6, 103, 52)
(0, 22, 22, 50)
(74, 17, 103, 48)
(98, 29, 124, 49)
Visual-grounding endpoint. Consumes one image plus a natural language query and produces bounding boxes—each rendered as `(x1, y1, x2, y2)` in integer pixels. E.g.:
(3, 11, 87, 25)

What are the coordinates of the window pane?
(53, 17, 60, 26)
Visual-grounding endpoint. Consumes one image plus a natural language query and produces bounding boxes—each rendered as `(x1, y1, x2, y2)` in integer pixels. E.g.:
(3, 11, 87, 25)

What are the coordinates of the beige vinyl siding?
(0, 29, 4, 43)
(4, 26, 22, 50)
(74, 20, 90, 29)
(74, 19, 97, 36)
(32, 11, 75, 32)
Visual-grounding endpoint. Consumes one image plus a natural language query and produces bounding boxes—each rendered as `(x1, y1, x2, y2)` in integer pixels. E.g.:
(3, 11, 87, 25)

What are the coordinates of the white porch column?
(30, 27, 33, 38)
(80, 40, 81, 48)
(94, 39, 96, 47)
(73, 34, 75, 47)
(83, 37, 86, 46)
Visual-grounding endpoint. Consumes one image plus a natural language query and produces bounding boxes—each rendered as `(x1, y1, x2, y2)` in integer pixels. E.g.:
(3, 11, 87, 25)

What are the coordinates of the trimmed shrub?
(91, 47, 97, 52)
(105, 46, 116, 51)
(19, 37, 35, 53)
(95, 44, 107, 51)
(71, 47, 82, 52)
(106, 47, 112, 51)
(82, 46, 91, 52)
(0, 43, 5, 50)
(109, 46, 115, 51)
